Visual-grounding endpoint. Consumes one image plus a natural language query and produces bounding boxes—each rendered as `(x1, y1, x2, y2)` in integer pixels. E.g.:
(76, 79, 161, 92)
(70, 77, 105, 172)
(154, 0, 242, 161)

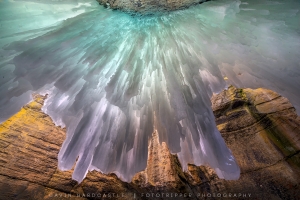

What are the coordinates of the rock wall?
(96, 0, 207, 13)
(0, 86, 300, 199)
(211, 86, 300, 199)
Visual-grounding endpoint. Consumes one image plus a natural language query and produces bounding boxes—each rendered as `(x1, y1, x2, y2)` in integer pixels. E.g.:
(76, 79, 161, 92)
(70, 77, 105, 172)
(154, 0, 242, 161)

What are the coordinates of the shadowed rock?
(96, 0, 207, 13)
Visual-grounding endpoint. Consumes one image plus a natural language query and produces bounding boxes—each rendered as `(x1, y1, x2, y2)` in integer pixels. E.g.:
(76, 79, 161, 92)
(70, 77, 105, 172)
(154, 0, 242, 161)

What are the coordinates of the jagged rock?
(0, 86, 300, 200)
(96, 0, 207, 13)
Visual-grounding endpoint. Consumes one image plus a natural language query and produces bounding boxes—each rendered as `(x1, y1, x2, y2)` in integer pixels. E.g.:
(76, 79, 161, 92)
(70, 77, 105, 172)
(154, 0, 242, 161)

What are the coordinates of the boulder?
(96, 0, 207, 13)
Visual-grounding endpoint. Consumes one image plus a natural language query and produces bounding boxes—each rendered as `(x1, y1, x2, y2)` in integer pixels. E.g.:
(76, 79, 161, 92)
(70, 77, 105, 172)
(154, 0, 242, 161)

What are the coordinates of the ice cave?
(0, 0, 299, 183)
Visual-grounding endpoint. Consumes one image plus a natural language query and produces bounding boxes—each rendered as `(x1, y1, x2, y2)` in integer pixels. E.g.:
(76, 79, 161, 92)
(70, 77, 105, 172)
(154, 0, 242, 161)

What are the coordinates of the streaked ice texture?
(1, 0, 300, 182)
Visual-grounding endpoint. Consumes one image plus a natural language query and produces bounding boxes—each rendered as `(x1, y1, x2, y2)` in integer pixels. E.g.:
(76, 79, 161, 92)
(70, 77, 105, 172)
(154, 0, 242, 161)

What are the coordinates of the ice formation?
(0, 0, 299, 182)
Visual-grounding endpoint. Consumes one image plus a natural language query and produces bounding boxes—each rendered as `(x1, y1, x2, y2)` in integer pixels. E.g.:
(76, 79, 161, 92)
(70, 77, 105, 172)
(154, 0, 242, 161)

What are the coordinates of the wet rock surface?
(96, 0, 207, 13)
(0, 86, 300, 199)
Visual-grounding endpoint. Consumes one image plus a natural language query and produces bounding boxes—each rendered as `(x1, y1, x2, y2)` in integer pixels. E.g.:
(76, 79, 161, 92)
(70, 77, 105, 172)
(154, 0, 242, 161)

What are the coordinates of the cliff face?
(0, 86, 300, 199)
(96, 0, 207, 13)
(210, 86, 300, 198)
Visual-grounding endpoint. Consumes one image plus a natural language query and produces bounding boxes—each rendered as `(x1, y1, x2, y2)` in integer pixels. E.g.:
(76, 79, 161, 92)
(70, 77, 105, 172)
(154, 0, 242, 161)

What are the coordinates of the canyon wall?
(0, 86, 299, 199)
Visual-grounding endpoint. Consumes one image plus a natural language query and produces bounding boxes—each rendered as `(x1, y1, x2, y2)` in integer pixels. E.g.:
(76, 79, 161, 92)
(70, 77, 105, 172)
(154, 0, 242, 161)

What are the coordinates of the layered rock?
(96, 0, 207, 13)
(0, 95, 138, 200)
(0, 86, 300, 199)
(210, 86, 300, 198)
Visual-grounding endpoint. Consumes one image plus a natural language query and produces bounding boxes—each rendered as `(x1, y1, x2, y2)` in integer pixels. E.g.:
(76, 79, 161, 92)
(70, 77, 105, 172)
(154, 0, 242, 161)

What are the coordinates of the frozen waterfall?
(0, 0, 299, 182)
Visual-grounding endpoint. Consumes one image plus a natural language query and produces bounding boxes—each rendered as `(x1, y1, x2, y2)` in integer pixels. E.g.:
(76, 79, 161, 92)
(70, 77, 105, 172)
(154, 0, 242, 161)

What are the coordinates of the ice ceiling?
(0, 0, 299, 182)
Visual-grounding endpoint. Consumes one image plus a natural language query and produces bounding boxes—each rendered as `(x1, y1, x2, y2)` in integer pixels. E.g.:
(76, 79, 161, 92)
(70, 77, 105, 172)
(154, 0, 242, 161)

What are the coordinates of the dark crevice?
(241, 150, 300, 175)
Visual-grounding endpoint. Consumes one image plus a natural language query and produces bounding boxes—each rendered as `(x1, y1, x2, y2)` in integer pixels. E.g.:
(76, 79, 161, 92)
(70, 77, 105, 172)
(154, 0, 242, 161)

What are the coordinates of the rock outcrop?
(210, 86, 300, 199)
(96, 0, 207, 13)
(0, 86, 300, 199)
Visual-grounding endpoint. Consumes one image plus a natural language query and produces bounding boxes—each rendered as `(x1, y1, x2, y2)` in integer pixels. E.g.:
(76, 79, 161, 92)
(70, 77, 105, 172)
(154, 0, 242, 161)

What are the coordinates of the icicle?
(1, 0, 299, 182)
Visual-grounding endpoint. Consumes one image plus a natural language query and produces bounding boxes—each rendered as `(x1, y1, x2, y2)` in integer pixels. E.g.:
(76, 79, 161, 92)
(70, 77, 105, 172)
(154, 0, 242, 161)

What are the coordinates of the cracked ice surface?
(0, 0, 299, 182)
